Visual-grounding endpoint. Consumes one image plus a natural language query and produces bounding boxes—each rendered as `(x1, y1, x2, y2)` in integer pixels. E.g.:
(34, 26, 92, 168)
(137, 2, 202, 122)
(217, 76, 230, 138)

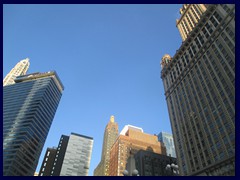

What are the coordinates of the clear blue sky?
(3, 4, 182, 176)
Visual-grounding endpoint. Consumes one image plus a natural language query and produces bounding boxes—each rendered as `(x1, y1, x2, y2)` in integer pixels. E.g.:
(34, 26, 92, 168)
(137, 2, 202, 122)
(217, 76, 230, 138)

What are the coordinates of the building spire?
(110, 115, 114, 122)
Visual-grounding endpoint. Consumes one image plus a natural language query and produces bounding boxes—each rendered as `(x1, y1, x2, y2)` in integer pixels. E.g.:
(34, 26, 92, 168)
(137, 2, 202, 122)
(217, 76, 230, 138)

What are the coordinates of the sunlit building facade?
(109, 125, 166, 176)
(3, 71, 64, 176)
(176, 4, 207, 42)
(161, 4, 235, 176)
(94, 116, 118, 176)
(3, 58, 30, 86)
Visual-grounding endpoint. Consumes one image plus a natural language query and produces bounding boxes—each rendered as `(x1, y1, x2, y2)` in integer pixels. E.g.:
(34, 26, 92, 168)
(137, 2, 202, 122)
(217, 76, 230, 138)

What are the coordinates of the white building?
(60, 133, 94, 176)
(3, 58, 30, 86)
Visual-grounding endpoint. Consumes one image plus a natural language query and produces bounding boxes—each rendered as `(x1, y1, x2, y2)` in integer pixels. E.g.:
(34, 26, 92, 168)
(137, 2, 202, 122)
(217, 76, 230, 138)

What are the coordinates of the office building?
(3, 58, 30, 86)
(39, 133, 93, 176)
(38, 147, 58, 176)
(3, 71, 64, 176)
(134, 150, 177, 176)
(109, 125, 166, 176)
(161, 4, 235, 175)
(176, 4, 207, 41)
(94, 116, 118, 176)
(158, 132, 176, 158)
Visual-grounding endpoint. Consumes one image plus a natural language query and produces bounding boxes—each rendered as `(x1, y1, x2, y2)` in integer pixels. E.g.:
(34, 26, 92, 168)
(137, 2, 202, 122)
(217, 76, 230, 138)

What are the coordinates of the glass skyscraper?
(158, 132, 176, 158)
(3, 71, 64, 176)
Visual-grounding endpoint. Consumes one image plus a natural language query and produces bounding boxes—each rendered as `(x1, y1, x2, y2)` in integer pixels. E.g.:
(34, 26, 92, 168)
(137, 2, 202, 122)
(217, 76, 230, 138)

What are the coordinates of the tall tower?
(3, 71, 64, 176)
(3, 58, 30, 86)
(109, 125, 166, 176)
(176, 4, 207, 41)
(161, 4, 235, 175)
(39, 133, 93, 176)
(158, 132, 176, 158)
(94, 116, 118, 176)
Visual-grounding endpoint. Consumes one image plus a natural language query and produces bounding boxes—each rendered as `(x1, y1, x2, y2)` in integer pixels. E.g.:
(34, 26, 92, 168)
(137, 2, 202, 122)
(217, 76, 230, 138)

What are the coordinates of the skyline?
(3, 4, 182, 175)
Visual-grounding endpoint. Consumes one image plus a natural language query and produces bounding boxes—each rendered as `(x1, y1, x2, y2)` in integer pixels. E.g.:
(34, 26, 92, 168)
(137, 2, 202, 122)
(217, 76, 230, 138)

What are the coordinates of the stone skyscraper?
(94, 116, 118, 176)
(176, 4, 207, 42)
(39, 133, 93, 176)
(3, 71, 64, 176)
(161, 4, 235, 175)
(3, 58, 30, 86)
(109, 125, 166, 176)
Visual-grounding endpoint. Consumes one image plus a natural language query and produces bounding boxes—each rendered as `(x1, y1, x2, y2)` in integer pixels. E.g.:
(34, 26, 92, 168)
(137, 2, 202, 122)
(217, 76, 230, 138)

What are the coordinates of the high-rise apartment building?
(3, 58, 30, 86)
(176, 4, 207, 42)
(109, 125, 166, 176)
(39, 133, 93, 176)
(158, 132, 176, 158)
(94, 116, 118, 176)
(3, 71, 64, 176)
(161, 4, 235, 175)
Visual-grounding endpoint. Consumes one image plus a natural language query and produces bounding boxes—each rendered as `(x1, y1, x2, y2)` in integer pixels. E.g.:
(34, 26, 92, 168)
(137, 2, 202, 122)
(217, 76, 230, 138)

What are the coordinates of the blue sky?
(3, 4, 182, 176)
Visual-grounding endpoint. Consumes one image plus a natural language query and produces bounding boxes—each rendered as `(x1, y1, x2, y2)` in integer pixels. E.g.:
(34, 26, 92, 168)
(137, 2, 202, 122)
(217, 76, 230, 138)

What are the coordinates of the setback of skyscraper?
(161, 4, 235, 176)
(39, 132, 93, 176)
(3, 71, 64, 176)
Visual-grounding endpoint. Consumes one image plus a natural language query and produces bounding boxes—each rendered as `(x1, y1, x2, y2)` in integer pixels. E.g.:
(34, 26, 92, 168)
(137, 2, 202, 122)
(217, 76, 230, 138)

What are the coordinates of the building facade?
(158, 132, 176, 158)
(39, 133, 93, 176)
(3, 71, 64, 176)
(38, 147, 57, 176)
(94, 116, 118, 176)
(3, 58, 30, 86)
(176, 4, 207, 42)
(161, 4, 235, 175)
(134, 150, 177, 176)
(109, 125, 166, 176)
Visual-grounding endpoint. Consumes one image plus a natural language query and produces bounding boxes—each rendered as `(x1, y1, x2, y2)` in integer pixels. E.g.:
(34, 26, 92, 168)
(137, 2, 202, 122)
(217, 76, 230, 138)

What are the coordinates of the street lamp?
(122, 149, 139, 176)
(165, 163, 179, 176)
(123, 169, 139, 176)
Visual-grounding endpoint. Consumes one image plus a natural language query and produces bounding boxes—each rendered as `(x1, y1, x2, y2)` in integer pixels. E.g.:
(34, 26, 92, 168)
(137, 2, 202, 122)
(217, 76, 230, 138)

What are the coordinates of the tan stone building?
(109, 125, 166, 176)
(94, 116, 118, 176)
(3, 58, 30, 86)
(176, 4, 207, 42)
(161, 4, 235, 176)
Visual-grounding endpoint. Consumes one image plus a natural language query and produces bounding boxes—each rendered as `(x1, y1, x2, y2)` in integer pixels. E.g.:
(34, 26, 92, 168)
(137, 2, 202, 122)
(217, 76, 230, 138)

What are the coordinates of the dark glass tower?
(3, 71, 64, 176)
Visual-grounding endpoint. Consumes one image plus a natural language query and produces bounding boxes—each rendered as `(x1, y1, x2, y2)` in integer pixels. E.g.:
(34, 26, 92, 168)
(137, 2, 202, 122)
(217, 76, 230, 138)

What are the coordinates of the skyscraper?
(158, 132, 176, 158)
(3, 71, 64, 176)
(94, 116, 118, 176)
(109, 125, 166, 176)
(39, 133, 93, 176)
(3, 58, 30, 86)
(38, 147, 58, 176)
(161, 4, 235, 175)
(176, 4, 207, 42)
